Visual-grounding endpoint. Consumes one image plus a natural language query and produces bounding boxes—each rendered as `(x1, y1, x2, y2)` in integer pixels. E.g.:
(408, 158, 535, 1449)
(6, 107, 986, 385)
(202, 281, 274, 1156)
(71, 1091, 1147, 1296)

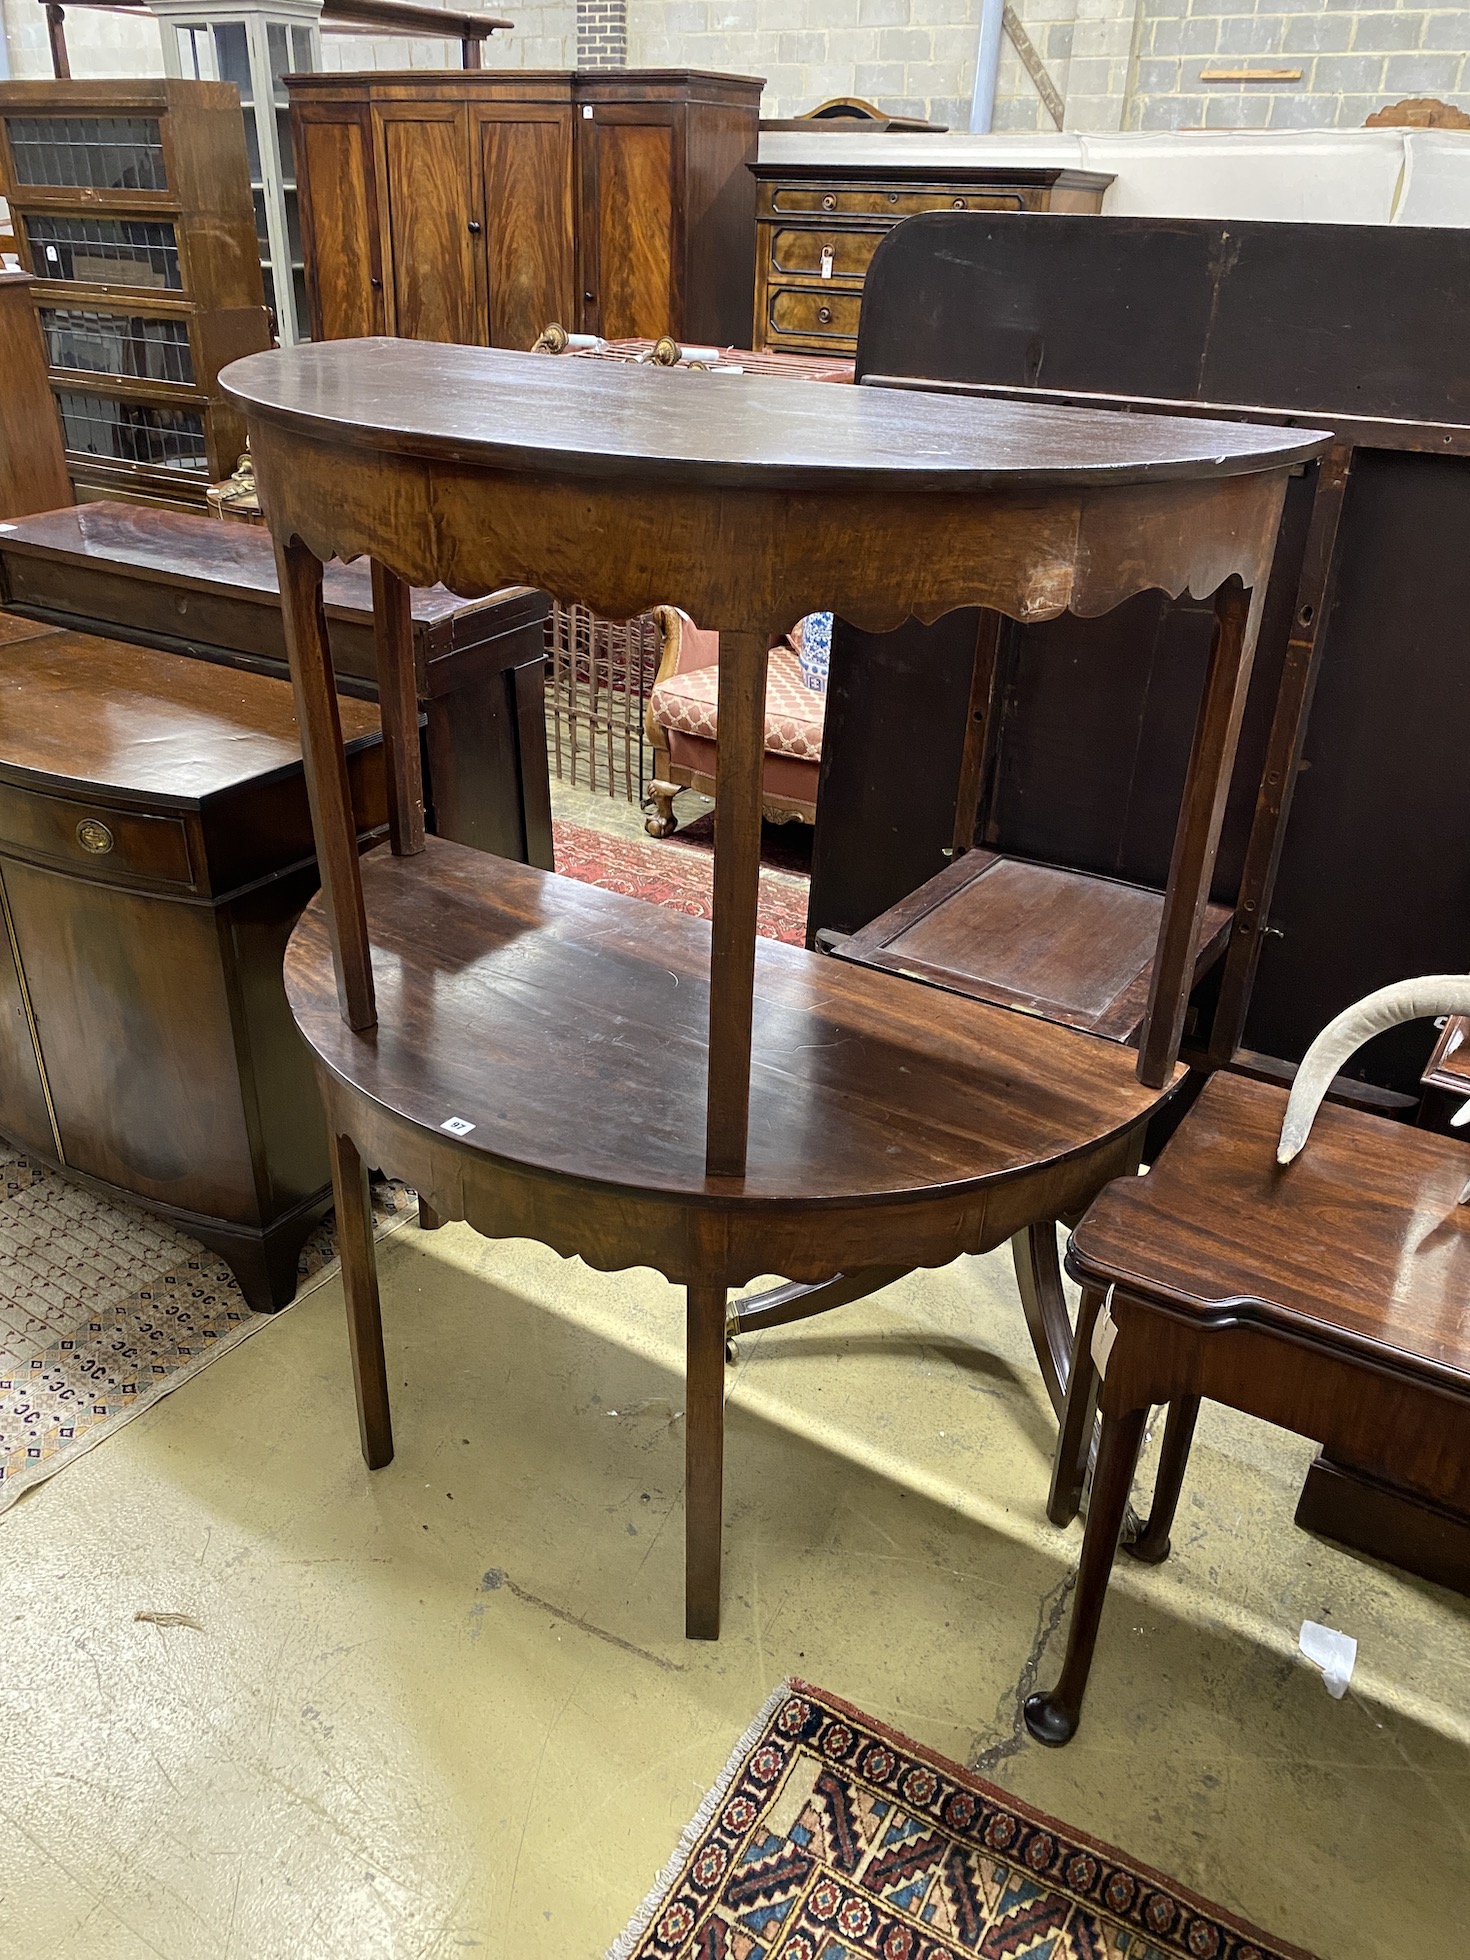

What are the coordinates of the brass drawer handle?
(952, 197, 967, 209)
(76, 818, 114, 855)
(817, 306, 832, 325)
(821, 193, 836, 210)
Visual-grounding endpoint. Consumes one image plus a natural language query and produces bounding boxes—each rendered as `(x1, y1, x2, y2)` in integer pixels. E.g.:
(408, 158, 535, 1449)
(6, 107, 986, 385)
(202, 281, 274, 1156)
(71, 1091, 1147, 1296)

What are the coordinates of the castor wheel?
(1022, 1690, 1078, 1747)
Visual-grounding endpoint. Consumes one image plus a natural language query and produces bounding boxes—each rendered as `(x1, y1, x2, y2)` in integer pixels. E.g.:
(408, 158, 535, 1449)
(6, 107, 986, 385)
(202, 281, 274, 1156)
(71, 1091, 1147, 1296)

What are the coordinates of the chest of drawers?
(751, 163, 1112, 355)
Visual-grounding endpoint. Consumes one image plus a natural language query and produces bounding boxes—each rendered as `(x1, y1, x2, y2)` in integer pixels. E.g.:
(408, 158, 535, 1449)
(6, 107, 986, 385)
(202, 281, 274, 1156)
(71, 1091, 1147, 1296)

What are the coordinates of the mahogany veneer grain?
(1027, 1071, 1470, 1741)
(224, 339, 1324, 1636)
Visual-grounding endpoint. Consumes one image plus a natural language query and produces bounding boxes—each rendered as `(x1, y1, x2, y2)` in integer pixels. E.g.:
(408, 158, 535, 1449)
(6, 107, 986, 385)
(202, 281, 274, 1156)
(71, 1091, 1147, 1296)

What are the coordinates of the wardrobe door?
(294, 104, 385, 340)
(578, 105, 680, 340)
(475, 106, 575, 350)
(376, 102, 479, 345)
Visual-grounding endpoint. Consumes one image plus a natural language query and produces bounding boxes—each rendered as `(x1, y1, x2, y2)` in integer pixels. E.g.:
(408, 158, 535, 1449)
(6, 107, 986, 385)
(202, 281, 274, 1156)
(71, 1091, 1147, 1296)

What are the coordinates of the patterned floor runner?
(553, 818, 810, 946)
(0, 1153, 415, 1516)
(610, 1680, 1317, 1960)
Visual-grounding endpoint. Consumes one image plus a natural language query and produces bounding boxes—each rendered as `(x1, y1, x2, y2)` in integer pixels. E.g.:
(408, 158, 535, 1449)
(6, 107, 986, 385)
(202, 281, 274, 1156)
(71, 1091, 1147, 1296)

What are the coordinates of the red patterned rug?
(553, 819, 809, 946)
(609, 1680, 1316, 1960)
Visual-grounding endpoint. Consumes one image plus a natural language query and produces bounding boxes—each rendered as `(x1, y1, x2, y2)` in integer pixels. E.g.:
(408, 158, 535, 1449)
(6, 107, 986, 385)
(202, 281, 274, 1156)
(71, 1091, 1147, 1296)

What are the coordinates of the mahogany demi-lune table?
(219, 340, 1326, 1639)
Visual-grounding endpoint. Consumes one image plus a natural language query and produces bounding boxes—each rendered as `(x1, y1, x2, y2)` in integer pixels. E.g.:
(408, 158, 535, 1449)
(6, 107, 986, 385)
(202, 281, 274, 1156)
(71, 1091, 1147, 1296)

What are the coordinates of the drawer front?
(770, 185, 1027, 216)
(768, 286, 862, 347)
(0, 782, 194, 890)
(770, 226, 884, 282)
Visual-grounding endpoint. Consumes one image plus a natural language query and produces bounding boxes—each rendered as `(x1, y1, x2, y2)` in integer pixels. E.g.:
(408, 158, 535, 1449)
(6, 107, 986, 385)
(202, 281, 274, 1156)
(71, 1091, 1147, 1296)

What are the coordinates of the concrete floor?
(0, 1225, 1465, 1960)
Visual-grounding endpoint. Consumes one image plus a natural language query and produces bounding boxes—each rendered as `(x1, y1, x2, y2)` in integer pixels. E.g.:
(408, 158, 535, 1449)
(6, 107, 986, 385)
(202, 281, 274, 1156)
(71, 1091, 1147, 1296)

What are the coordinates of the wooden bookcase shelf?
(0, 78, 271, 510)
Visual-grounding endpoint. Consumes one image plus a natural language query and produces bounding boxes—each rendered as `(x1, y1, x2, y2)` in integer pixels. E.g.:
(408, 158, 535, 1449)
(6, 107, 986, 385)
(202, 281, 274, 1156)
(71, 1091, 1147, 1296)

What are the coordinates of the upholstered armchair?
(644, 606, 828, 836)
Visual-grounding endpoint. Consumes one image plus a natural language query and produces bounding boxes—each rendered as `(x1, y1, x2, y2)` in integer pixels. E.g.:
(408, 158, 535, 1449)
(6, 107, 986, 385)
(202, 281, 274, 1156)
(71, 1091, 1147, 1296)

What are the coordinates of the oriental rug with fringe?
(610, 1680, 1317, 1960)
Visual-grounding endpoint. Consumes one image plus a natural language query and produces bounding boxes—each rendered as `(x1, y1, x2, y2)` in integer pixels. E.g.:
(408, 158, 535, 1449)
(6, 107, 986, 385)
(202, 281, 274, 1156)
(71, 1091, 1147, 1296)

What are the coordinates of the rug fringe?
(604, 1676, 797, 1960)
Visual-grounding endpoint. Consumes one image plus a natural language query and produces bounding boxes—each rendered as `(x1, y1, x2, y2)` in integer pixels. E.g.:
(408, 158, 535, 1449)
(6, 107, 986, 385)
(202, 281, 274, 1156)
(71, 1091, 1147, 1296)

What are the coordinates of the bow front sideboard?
(220, 340, 1325, 1638)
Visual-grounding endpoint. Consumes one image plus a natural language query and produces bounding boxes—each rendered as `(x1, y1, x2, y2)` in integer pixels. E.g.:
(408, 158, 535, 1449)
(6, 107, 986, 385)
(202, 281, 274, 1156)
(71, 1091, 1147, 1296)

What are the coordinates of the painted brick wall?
(1, 0, 1464, 131)
(1129, 0, 1470, 129)
(0, 1, 574, 80)
(624, 0, 1467, 130)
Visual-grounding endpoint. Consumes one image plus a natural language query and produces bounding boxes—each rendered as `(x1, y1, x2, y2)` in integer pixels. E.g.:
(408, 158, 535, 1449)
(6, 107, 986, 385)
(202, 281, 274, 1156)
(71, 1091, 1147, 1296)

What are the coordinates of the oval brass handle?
(821, 193, 836, 210)
(952, 197, 967, 209)
(77, 818, 114, 855)
(467, 219, 482, 234)
(817, 306, 832, 324)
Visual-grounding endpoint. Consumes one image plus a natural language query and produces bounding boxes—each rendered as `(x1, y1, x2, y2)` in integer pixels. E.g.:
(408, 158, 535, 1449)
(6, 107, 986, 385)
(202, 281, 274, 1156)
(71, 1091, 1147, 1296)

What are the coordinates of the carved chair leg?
(329, 1129, 393, 1470)
(1012, 1221, 1074, 1417)
(1047, 1285, 1106, 1527)
(645, 780, 679, 838)
(685, 1280, 727, 1640)
(1025, 1400, 1149, 1747)
(1125, 1393, 1200, 1565)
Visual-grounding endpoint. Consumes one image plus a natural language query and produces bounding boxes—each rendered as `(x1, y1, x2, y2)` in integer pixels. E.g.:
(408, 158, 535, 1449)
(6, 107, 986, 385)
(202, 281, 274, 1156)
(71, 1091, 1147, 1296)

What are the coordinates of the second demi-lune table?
(220, 341, 1325, 1638)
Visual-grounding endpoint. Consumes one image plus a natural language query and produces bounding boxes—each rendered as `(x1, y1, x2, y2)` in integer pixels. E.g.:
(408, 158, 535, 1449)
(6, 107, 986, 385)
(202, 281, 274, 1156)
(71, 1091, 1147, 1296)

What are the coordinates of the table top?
(0, 504, 521, 628)
(1069, 1070, 1470, 1387)
(287, 835, 1174, 1207)
(220, 341, 1328, 495)
(0, 628, 380, 805)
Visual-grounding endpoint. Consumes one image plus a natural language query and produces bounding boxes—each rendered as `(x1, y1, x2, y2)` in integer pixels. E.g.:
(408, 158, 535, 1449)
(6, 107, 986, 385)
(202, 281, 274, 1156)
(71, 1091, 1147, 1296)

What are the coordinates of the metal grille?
(25, 215, 181, 291)
(40, 309, 194, 385)
(6, 116, 166, 192)
(54, 391, 207, 472)
(546, 603, 659, 802)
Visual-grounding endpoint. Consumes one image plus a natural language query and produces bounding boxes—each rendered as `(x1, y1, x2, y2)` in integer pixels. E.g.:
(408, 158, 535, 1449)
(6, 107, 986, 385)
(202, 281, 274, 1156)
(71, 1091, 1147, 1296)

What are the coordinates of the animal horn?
(1278, 975, 1470, 1165)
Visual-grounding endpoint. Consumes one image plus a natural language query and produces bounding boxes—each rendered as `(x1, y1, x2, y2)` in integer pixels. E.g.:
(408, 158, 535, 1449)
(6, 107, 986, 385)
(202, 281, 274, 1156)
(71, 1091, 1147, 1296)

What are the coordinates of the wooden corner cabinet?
(751, 162, 1111, 356)
(0, 79, 272, 510)
(288, 69, 763, 350)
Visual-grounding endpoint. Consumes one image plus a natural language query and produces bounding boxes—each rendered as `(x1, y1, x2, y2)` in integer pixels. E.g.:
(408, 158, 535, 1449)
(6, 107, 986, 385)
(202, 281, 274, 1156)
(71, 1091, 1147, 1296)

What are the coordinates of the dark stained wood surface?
(0, 613, 59, 647)
(1422, 1013, 1470, 1096)
(831, 851, 1232, 1042)
(1031, 1067, 1470, 1738)
(0, 622, 386, 1308)
(0, 271, 71, 522)
(286, 835, 1176, 1205)
(1071, 1070, 1470, 1383)
(843, 211, 1470, 1094)
(0, 502, 509, 630)
(0, 628, 379, 804)
(0, 503, 551, 867)
(220, 340, 1325, 494)
(247, 330, 1316, 1631)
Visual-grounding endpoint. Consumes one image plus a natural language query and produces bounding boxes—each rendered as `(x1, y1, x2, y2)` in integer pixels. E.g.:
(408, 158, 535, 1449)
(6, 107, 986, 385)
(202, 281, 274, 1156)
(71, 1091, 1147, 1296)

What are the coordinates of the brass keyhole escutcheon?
(817, 306, 832, 324)
(77, 818, 114, 855)
(821, 193, 836, 210)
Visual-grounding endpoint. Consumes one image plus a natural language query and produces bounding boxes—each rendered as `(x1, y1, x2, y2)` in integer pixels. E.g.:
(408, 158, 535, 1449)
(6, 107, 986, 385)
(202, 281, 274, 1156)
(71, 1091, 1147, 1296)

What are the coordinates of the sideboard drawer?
(0, 781, 194, 888)
(770, 226, 884, 281)
(770, 185, 1026, 216)
(767, 287, 863, 346)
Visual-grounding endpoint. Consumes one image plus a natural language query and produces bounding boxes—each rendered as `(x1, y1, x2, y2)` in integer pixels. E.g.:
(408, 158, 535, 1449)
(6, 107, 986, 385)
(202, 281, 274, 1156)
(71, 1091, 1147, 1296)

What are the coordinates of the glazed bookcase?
(0, 78, 271, 509)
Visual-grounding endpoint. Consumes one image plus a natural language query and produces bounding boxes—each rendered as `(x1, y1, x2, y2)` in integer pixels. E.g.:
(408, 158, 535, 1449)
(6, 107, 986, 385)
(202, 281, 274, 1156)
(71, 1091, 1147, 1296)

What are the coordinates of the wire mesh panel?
(25, 215, 182, 291)
(5, 117, 167, 192)
(546, 603, 660, 802)
(40, 309, 194, 384)
(53, 391, 207, 471)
